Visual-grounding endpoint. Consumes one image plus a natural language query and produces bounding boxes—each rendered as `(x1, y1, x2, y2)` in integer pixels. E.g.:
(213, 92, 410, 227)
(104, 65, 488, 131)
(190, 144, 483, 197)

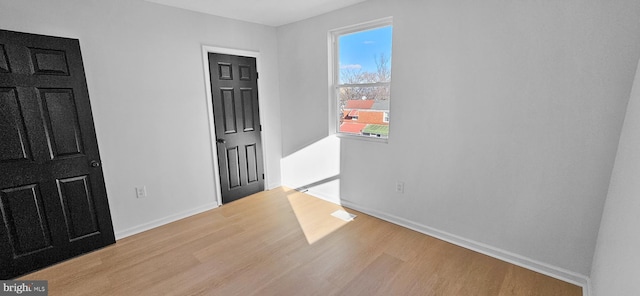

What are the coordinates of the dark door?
(208, 53, 264, 204)
(0, 30, 115, 279)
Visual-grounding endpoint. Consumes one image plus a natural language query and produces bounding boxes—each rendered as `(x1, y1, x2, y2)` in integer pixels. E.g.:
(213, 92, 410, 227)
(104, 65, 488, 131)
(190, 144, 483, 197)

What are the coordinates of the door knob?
(90, 160, 101, 168)
(216, 138, 226, 144)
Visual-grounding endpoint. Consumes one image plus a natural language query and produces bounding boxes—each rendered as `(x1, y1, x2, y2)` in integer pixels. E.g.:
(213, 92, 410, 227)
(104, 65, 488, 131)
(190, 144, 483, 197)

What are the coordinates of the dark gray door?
(208, 53, 264, 204)
(0, 30, 115, 279)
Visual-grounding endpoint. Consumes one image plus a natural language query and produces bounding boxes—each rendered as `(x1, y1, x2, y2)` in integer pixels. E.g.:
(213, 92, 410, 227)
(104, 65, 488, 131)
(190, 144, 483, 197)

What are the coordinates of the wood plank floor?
(19, 187, 582, 295)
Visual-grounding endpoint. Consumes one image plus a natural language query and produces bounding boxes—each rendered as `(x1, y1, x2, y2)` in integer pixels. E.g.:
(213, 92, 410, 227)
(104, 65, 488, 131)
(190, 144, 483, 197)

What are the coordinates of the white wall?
(590, 60, 640, 296)
(0, 0, 282, 238)
(278, 0, 640, 280)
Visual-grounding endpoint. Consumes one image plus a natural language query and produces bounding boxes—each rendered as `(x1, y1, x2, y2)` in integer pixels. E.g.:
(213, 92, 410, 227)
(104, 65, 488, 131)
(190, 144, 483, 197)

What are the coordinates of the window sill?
(336, 133, 389, 143)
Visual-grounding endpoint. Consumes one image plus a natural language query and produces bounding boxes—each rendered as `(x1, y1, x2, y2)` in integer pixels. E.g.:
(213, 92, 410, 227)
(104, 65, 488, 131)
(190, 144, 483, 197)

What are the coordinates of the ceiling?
(145, 0, 368, 27)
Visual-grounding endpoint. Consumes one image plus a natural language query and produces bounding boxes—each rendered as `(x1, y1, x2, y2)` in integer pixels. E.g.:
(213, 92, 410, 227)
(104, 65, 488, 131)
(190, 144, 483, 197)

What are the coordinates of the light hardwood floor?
(20, 187, 582, 295)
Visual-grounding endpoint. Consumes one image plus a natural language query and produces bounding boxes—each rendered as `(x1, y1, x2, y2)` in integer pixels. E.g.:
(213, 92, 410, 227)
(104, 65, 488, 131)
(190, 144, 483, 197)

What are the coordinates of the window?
(330, 18, 393, 140)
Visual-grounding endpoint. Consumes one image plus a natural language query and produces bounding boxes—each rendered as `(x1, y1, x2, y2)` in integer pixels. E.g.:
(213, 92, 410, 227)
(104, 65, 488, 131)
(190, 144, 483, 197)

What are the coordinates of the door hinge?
(262, 174, 265, 180)
(256, 72, 259, 79)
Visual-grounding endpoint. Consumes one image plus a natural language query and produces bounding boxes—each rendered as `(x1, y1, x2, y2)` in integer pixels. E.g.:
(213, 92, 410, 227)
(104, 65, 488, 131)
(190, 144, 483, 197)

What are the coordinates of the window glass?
(332, 21, 392, 140)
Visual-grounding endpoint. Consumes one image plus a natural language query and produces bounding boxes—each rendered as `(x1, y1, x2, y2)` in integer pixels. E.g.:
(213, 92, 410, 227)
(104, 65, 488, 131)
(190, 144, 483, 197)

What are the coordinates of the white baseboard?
(114, 202, 218, 240)
(299, 189, 591, 296)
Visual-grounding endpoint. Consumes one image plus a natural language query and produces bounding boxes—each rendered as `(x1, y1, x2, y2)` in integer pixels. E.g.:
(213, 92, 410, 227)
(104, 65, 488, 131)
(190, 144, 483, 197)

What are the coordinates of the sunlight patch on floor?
(331, 209, 357, 221)
(285, 188, 354, 244)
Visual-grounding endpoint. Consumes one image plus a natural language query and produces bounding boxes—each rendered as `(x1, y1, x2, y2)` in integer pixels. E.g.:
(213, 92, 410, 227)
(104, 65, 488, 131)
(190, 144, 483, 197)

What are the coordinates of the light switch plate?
(136, 186, 147, 198)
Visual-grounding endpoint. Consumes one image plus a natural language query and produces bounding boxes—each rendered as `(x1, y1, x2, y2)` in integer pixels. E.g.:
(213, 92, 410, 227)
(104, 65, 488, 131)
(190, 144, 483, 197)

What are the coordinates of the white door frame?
(201, 45, 269, 206)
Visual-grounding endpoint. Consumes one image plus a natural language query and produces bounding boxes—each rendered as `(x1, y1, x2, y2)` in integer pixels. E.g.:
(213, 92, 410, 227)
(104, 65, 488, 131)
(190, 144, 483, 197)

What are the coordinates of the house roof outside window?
(344, 100, 375, 109)
(371, 101, 389, 111)
(339, 122, 367, 134)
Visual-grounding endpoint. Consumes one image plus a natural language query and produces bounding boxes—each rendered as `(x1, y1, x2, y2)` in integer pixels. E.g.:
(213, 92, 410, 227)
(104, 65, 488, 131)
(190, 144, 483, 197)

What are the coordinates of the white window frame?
(328, 17, 393, 142)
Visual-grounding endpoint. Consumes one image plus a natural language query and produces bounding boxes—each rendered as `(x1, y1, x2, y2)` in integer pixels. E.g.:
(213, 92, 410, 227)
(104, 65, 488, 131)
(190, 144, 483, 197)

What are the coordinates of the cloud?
(340, 64, 362, 70)
(363, 41, 375, 44)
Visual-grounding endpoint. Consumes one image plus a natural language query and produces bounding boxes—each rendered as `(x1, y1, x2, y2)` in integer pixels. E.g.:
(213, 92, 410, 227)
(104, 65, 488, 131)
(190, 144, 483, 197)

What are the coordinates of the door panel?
(218, 63, 232, 80)
(239, 65, 251, 80)
(0, 29, 115, 279)
(57, 175, 99, 241)
(39, 88, 84, 157)
(0, 45, 9, 72)
(245, 144, 258, 183)
(226, 146, 241, 189)
(0, 184, 52, 257)
(29, 48, 69, 75)
(209, 53, 264, 203)
(241, 88, 255, 132)
(221, 88, 237, 134)
(0, 88, 32, 162)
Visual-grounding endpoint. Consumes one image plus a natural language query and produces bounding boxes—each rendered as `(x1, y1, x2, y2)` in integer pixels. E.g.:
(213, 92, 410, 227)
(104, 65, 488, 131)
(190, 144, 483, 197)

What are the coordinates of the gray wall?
(0, 0, 282, 238)
(590, 60, 640, 295)
(278, 0, 640, 277)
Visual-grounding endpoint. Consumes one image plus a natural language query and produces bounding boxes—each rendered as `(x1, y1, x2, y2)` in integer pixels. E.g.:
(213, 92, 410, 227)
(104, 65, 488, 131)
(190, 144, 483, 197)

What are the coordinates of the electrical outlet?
(136, 186, 147, 198)
(396, 181, 404, 194)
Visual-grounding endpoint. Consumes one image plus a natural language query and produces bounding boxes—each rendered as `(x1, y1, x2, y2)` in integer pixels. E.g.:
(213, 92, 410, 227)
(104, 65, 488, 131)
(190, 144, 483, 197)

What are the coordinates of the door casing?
(201, 45, 269, 206)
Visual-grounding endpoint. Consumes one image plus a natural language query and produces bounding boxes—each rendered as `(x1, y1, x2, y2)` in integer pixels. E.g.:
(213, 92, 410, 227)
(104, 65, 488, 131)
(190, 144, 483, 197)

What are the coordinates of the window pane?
(333, 20, 392, 140)
(338, 88, 390, 139)
(338, 26, 392, 84)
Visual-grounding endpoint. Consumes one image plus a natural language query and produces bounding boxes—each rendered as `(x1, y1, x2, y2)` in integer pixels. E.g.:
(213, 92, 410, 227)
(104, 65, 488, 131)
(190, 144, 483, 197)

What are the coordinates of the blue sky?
(339, 25, 393, 74)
